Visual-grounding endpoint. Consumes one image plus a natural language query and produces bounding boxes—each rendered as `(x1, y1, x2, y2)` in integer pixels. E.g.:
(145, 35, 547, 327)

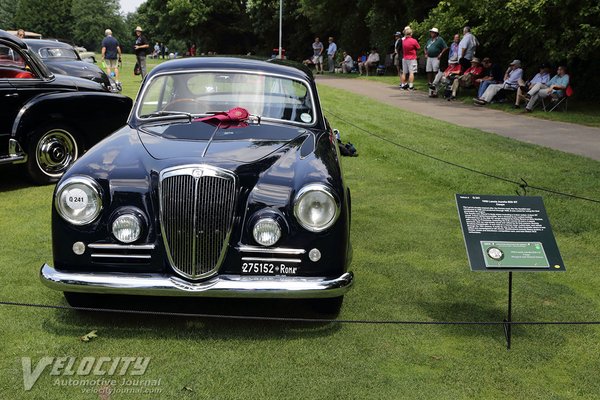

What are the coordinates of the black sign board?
(456, 194, 565, 272)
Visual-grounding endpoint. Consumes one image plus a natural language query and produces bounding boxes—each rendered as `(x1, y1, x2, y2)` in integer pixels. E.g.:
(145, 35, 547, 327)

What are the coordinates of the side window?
(0, 44, 36, 79)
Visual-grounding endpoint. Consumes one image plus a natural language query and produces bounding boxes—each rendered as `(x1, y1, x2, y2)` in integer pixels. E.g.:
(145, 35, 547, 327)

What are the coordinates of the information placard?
(456, 194, 565, 272)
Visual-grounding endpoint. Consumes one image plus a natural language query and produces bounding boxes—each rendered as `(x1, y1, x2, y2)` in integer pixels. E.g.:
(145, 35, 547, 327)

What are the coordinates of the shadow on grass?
(43, 295, 344, 340)
(0, 165, 37, 193)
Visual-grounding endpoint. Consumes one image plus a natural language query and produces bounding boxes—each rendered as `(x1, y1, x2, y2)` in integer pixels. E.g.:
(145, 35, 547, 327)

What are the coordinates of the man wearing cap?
(474, 59, 523, 105)
(400, 27, 420, 90)
(524, 65, 570, 112)
(514, 64, 551, 108)
(134, 26, 149, 78)
(430, 56, 462, 97)
(425, 27, 448, 88)
(448, 57, 483, 100)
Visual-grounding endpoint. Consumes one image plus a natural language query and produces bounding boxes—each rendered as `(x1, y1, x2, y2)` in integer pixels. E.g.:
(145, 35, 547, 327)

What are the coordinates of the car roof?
(0, 29, 27, 49)
(148, 57, 313, 82)
(24, 39, 73, 50)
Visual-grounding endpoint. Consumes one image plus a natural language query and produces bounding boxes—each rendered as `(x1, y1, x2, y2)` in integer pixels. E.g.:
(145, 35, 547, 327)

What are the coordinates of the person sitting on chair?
(474, 57, 503, 99)
(429, 56, 461, 97)
(448, 57, 484, 100)
(474, 59, 523, 105)
(358, 48, 380, 76)
(341, 52, 354, 73)
(524, 65, 570, 112)
(514, 63, 551, 108)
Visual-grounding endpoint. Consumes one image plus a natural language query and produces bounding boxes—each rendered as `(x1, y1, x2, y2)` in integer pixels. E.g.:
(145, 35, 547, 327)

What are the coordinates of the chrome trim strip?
(40, 264, 353, 299)
(241, 257, 301, 263)
(88, 244, 156, 250)
(91, 254, 152, 259)
(0, 154, 26, 165)
(237, 246, 306, 255)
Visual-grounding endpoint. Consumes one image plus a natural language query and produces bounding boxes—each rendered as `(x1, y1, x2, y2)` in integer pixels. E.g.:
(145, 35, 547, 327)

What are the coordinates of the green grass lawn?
(2, 55, 600, 399)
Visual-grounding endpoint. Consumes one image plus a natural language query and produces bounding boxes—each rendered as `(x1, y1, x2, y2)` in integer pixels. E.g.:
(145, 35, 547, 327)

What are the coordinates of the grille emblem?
(192, 169, 202, 179)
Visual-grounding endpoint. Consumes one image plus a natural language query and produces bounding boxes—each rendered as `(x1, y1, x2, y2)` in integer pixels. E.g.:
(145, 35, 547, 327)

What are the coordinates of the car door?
(0, 43, 25, 157)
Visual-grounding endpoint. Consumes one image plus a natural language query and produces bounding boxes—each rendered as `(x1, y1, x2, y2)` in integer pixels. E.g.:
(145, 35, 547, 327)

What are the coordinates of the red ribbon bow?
(194, 107, 250, 128)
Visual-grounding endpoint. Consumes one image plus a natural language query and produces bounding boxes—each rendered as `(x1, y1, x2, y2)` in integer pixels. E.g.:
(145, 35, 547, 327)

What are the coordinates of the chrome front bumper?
(40, 264, 353, 298)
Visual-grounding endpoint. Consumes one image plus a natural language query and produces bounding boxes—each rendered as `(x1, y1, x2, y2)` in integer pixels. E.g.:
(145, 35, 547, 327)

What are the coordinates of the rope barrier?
(325, 109, 600, 204)
(2, 300, 600, 326)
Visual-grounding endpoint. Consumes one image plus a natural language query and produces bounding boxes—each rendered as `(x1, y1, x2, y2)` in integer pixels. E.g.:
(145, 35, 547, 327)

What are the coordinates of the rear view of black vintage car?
(40, 57, 353, 313)
(0, 30, 131, 184)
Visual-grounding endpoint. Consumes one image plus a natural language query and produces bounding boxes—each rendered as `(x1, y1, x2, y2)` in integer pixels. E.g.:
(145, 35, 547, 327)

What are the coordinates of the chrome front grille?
(159, 165, 237, 279)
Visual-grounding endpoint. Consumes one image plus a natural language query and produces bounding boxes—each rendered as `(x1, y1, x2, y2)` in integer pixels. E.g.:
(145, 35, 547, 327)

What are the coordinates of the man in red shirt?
(448, 57, 484, 100)
(400, 27, 420, 90)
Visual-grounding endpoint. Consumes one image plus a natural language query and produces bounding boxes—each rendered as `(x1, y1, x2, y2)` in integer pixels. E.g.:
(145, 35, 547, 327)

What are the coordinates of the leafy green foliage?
(71, 0, 126, 50)
(14, 0, 74, 39)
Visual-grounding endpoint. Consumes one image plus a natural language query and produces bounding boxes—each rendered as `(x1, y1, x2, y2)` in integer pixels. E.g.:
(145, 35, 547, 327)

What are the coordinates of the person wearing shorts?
(400, 27, 420, 90)
(101, 29, 121, 83)
(424, 27, 448, 88)
(312, 37, 324, 74)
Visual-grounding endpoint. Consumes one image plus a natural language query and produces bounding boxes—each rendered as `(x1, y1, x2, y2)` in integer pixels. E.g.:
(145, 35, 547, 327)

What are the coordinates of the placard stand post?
(503, 271, 513, 350)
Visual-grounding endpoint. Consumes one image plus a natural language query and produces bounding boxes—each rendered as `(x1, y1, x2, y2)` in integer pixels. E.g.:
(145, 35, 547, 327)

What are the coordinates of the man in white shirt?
(358, 48, 380, 76)
(474, 60, 524, 105)
(458, 26, 478, 71)
(341, 52, 353, 73)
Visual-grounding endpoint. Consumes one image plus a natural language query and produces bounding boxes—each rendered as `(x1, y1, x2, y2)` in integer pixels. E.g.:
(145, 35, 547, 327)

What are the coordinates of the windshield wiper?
(139, 111, 193, 122)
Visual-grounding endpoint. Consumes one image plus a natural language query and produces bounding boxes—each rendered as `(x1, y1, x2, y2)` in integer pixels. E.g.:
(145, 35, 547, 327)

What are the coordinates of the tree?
(71, 0, 126, 50)
(14, 0, 74, 39)
(0, 0, 18, 29)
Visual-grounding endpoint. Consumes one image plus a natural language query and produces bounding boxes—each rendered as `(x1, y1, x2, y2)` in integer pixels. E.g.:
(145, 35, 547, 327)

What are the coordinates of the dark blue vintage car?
(40, 57, 353, 314)
(0, 30, 132, 184)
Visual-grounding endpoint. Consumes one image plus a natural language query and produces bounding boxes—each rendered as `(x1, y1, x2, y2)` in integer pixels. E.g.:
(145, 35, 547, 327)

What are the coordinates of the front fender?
(11, 92, 133, 151)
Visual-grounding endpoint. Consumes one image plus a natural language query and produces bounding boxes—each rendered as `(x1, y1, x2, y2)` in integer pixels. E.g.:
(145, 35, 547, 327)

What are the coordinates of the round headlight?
(294, 184, 340, 232)
(112, 214, 142, 243)
(55, 176, 102, 225)
(253, 218, 282, 246)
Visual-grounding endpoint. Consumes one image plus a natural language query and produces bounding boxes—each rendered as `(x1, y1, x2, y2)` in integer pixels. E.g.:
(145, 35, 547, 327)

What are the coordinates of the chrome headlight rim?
(252, 217, 283, 247)
(55, 175, 103, 226)
(293, 183, 341, 233)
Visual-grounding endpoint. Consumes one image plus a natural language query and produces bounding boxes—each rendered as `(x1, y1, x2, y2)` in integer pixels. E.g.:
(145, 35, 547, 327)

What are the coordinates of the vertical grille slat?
(160, 166, 236, 279)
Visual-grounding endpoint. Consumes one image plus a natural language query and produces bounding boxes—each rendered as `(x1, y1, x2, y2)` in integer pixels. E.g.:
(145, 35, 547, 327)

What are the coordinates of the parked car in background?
(24, 39, 120, 92)
(40, 57, 354, 314)
(74, 46, 97, 64)
(0, 30, 132, 184)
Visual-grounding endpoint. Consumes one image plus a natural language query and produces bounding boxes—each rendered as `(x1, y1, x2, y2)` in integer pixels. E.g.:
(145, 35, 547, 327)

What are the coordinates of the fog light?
(112, 214, 142, 243)
(309, 248, 321, 262)
(253, 218, 281, 246)
(72, 241, 85, 255)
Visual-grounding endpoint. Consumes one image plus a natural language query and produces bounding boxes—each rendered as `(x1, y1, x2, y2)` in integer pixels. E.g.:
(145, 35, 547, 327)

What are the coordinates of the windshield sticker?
(300, 113, 312, 123)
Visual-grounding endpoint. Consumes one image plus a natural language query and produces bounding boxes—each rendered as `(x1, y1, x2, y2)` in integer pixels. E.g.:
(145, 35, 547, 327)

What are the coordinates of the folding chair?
(543, 85, 573, 112)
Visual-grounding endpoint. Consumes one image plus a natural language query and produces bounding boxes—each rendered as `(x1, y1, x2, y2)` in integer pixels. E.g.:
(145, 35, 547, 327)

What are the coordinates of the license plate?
(241, 262, 298, 275)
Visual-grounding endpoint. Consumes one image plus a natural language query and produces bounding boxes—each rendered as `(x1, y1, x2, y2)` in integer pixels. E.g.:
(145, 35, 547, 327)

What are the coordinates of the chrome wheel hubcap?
(36, 129, 78, 177)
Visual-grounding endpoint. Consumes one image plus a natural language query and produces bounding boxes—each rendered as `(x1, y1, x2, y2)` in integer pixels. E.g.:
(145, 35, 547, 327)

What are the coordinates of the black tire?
(310, 296, 344, 317)
(26, 124, 81, 185)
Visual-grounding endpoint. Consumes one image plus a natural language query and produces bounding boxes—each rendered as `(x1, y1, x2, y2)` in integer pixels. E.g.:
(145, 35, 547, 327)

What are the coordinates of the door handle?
(4, 93, 19, 97)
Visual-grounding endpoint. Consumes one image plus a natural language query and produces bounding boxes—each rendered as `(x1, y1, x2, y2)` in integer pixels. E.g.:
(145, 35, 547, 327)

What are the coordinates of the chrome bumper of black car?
(40, 264, 353, 298)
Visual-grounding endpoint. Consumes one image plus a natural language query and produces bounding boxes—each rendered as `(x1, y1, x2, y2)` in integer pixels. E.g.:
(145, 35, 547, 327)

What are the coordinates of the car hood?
(51, 72, 107, 91)
(138, 120, 312, 163)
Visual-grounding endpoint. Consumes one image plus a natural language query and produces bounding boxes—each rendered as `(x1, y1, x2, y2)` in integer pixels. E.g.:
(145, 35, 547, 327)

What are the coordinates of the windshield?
(137, 72, 315, 125)
(38, 47, 79, 60)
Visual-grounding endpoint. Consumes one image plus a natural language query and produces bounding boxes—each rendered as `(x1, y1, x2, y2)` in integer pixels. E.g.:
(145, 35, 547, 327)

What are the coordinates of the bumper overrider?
(40, 264, 354, 298)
